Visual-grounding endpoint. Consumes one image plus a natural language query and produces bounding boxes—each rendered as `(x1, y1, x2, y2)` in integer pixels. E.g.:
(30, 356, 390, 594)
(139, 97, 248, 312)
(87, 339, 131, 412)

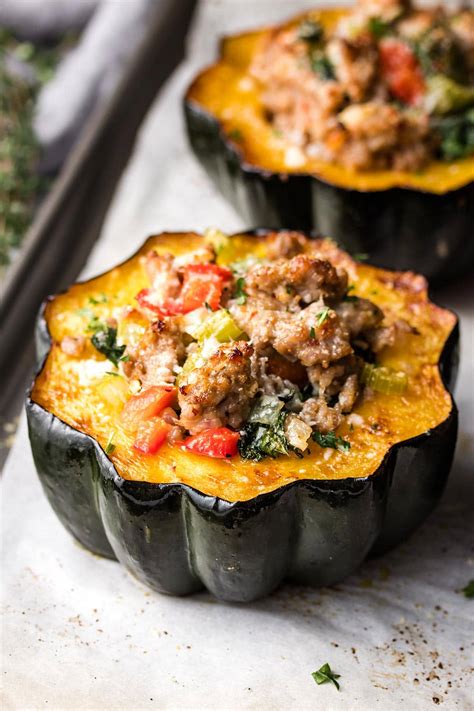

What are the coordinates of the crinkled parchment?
(2, 2, 473, 709)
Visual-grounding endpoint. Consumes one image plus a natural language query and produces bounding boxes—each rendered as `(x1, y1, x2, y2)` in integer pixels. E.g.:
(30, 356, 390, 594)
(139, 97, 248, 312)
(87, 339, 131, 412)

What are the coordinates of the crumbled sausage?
(244, 254, 348, 305)
(266, 231, 308, 259)
(178, 342, 258, 433)
(123, 319, 185, 388)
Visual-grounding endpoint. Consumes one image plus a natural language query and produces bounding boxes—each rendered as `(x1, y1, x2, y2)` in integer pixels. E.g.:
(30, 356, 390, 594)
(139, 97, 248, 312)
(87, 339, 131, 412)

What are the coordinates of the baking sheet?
(2, 2, 474, 709)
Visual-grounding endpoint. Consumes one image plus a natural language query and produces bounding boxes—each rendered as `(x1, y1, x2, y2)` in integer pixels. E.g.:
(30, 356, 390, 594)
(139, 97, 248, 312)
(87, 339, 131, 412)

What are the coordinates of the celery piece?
(194, 309, 243, 343)
(361, 364, 408, 394)
(425, 75, 474, 116)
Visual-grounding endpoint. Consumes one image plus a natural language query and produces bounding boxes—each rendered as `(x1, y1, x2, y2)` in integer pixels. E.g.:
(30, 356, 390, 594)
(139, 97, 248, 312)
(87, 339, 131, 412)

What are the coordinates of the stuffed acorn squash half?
(184, 1, 474, 282)
(27, 229, 458, 602)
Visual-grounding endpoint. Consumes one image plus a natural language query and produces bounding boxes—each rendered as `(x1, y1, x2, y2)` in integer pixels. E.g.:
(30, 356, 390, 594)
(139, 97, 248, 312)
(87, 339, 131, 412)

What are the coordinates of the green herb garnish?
(353, 252, 369, 262)
(312, 663, 341, 690)
(311, 54, 335, 80)
(228, 128, 243, 142)
(235, 277, 248, 305)
(88, 293, 108, 305)
(230, 255, 262, 276)
(343, 286, 359, 303)
(431, 108, 474, 161)
(461, 580, 474, 598)
(368, 17, 390, 39)
(86, 315, 105, 333)
(315, 307, 331, 327)
(312, 430, 351, 453)
(91, 327, 126, 367)
(309, 326, 316, 339)
(298, 19, 324, 44)
(75, 307, 94, 318)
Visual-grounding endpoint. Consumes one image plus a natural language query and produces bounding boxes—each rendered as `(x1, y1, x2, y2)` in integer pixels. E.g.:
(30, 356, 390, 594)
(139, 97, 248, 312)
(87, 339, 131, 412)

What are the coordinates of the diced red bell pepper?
(379, 39, 425, 106)
(181, 427, 240, 458)
(121, 386, 176, 430)
(135, 289, 182, 317)
(133, 417, 171, 454)
(180, 265, 229, 313)
(136, 263, 232, 317)
(185, 263, 233, 280)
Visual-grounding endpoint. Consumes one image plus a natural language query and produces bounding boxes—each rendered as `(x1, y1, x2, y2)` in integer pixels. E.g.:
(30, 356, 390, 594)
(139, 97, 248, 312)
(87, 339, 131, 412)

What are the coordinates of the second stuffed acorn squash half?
(184, 3, 474, 282)
(27, 229, 458, 602)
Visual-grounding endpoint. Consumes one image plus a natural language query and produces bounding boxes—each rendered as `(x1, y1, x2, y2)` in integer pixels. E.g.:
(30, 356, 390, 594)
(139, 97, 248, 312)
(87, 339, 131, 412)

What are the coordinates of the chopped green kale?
(311, 53, 335, 80)
(312, 430, 351, 453)
(368, 17, 390, 39)
(312, 663, 341, 690)
(90, 325, 126, 367)
(239, 397, 304, 461)
(432, 108, 474, 160)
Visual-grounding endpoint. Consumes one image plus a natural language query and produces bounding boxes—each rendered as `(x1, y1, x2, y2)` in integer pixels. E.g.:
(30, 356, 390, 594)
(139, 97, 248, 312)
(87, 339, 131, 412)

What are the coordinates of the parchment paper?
(2, 2, 473, 709)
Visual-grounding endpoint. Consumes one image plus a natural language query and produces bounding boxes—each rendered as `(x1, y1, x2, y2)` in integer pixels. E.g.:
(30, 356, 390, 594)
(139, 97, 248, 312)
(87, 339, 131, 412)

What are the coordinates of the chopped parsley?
(228, 128, 243, 142)
(343, 285, 359, 303)
(75, 307, 94, 318)
(309, 326, 316, 339)
(230, 255, 262, 276)
(312, 663, 341, 690)
(90, 325, 126, 367)
(368, 17, 390, 39)
(234, 277, 248, 305)
(315, 307, 331, 327)
(312, 430, 351, 453)
(86, 314, 104, 333)
(431, 108, 474, 161)
(311, 53, 335, 80)
(461, 579, 474, 598)
(353, 252, 369, 262)
(88, 293, 107, 305)
(298, 19, 324, 44)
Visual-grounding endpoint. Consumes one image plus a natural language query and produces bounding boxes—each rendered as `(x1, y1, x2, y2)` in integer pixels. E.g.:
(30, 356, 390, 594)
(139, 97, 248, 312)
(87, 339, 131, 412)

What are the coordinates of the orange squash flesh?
(186, 8, 474, 194)
(31, 232, 456, 502)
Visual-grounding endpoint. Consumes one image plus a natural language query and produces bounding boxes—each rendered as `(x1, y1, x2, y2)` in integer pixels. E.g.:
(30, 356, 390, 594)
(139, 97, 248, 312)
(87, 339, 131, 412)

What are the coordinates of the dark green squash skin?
(184, 100, 474, 283)
(25, 233, 459, 602)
